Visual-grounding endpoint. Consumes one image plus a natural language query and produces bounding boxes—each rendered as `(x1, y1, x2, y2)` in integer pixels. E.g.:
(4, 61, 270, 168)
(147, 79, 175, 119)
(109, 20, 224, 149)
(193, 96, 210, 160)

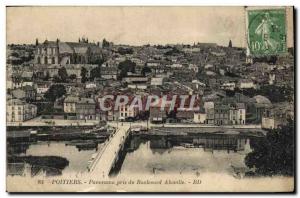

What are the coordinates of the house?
(96, 110, 107, 121)
(248, 95, 272, 124)
(220, 82, 236, 91)
(128, 84, 148, 90)
(169, 63, 183, 68)
(261, 116, 276, 129)
(239, 79, 256, 89)
(7, 99, 37, 122)
(229, 103, 246, 125)
(76, 98, 96, 120)
(63, 96, 96, 119)
(203, 101, 214, 124)
(192, 80, 206, 89)
(206, 108, 215, 124)
(101, 67, 118, 80)
(36, 83, 50, 94)
(118, 104, 139, 121)
(188, 64, 199, 73)
(214, 103, 230, 125)
(63, 96, 79, 113)
(261, 103, 292, 129)
(151, 77, 164, 86)
(177, 110, 194, 122)
(204, 101, 214, 111)
(193, 109, 206, 124)
(146, 61, 160, 67)
(85, 82, 97, 89)
(122, 76, 148, 84)
(107, 109, 119, 121)
(149, 106, 167, 123)
(182, 47, 201, 53)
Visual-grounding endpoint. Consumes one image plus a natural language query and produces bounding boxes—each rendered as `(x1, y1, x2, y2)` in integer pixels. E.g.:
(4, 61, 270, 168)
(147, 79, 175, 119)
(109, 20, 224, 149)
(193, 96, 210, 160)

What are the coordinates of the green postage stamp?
(247, 9, 287, 56)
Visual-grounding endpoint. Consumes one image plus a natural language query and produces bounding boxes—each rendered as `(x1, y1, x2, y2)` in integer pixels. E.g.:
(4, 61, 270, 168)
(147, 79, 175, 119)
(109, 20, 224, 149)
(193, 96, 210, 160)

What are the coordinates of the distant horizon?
(7, 38, 240, 48)
(7, 7, 294, 48)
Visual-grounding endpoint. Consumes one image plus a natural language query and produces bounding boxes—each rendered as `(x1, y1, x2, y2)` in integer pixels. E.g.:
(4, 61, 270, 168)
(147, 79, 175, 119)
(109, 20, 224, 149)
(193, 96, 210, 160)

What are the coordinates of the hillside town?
(6, 37, 294, 130)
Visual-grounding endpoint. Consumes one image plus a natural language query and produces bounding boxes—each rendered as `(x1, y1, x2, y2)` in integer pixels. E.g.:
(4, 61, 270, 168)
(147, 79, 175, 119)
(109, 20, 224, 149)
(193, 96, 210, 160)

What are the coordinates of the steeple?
(228, 39, 232, 48)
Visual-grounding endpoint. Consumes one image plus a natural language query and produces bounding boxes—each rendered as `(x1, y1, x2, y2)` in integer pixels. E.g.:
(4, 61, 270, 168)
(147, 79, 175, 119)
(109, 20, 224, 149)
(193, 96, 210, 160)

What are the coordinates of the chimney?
(35, 38, 39, 46)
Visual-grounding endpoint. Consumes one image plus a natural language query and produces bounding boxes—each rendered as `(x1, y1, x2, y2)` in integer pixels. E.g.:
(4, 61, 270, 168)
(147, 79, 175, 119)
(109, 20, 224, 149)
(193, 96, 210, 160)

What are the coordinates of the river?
(7, 134, 253, 177)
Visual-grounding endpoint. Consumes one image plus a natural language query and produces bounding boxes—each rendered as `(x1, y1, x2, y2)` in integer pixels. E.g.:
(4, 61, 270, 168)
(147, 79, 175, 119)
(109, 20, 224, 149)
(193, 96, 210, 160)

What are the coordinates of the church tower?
(228, 39, 232, 48)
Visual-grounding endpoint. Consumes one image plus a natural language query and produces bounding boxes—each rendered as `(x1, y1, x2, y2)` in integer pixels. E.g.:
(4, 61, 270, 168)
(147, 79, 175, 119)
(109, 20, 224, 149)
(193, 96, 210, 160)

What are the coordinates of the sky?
(6, 6, 294, 47)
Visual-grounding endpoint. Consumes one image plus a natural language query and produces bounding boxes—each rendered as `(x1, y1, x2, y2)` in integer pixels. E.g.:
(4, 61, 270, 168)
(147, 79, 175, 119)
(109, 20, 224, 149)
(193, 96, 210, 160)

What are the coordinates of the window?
(52, 57, 55, 64)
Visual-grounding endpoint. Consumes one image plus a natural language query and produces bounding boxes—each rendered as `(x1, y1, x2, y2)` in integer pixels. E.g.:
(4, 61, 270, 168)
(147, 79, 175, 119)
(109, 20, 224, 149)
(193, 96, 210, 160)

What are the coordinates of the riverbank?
(7, 117, 100, 127)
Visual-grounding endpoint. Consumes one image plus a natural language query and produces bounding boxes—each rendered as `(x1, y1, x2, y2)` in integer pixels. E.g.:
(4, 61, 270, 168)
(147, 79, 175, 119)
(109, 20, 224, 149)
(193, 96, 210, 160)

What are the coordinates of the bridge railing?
(106, 129, 131, 173)
(88, 128, 119, 172)
(88, 126, 131, 173)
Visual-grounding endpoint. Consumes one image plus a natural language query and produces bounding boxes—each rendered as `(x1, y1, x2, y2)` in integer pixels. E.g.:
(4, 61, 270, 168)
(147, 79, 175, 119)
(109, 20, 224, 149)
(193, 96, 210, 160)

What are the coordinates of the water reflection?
(116, 134, 252, 176)
(7, 134, 254, 178)
(7, 141, 100, 177)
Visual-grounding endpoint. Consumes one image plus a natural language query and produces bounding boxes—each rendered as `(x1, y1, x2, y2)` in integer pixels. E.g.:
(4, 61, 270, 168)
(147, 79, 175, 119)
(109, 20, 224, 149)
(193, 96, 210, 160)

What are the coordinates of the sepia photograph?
(5, 6, 295, 192)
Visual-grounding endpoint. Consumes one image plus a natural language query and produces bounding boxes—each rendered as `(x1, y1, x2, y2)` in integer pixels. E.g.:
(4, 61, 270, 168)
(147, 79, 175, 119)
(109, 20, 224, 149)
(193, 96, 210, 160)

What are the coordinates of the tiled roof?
(58, 42, 74, 54)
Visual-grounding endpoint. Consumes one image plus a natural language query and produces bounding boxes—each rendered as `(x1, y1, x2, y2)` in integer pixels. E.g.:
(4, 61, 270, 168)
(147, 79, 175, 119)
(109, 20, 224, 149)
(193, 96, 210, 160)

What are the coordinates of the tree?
(53, 75, 61, 83)
(236, 85, 293, 103)
(117, 47, 133, 55)
(245, 119, 294, 176)
(58, 67, 68, 82)
(44, 84, 66, 102)
(102, 38, 110, 48)
(90, 66, 101, 80)
(141, 66, 152, 76)
(69, 74, 77, 81)
(164, 47, 181, 56)
(80, 67, 88, 83)
(118, 60, 136, 79)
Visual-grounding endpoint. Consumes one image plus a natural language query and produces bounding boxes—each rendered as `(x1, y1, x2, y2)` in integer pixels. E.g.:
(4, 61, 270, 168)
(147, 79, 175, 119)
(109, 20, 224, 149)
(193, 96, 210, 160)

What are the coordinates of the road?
(7, 116, 100, 127)
(88, 123, 130, 177)
(108, 121, 262, 129)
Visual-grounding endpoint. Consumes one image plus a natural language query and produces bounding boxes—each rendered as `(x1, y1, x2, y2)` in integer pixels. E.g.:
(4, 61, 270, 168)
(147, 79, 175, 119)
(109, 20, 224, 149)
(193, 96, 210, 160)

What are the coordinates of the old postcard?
(6, 6, 295, 192)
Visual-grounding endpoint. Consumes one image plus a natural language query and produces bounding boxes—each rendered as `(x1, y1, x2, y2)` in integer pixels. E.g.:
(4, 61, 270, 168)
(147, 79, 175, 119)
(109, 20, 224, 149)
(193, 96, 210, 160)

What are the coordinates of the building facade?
(34, 38, 103, 65)
(76, 98, 96, 120)
(119, 104, 139, 121)
(7, 99, 37, 122)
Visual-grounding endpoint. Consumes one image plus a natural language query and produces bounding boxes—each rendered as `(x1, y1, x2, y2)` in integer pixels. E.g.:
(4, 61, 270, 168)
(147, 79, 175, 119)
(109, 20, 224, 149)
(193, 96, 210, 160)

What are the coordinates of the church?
(34, 37, 103, 65)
